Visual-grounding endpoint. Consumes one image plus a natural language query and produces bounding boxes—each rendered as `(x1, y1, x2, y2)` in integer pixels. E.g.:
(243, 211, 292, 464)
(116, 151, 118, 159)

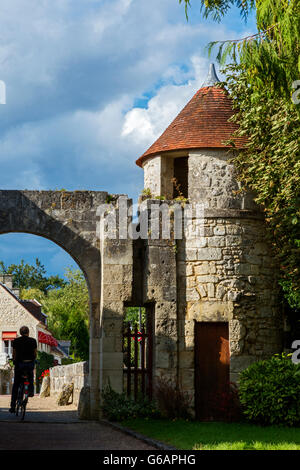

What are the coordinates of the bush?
(36, 351, 54, 393)
(239, 353, 300, 426)
(208, 382, 242, 422)
(154, 376, 192, 419)
(101, 385, 161, 422)
(61, 358, 76, 365)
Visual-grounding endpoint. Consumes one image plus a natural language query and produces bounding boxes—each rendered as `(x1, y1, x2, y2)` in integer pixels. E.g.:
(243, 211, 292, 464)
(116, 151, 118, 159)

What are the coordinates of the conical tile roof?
(136, 78, 247, 168)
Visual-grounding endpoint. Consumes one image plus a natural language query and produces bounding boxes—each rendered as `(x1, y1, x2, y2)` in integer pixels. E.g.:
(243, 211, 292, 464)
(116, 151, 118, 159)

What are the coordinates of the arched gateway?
(0, 66, 284, 421)
(0, 189, 133, 419)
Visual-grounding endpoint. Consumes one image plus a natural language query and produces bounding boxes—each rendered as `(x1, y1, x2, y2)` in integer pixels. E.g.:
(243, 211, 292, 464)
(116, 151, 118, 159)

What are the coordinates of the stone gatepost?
(98, 196, 133, 410)
(142, 200, 178, 387)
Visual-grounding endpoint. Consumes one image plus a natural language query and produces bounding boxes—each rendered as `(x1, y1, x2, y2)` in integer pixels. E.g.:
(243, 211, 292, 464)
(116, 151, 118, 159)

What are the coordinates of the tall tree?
(19, 267, 90, 361)
(180, 0, 300, 103)
(179, 0, 300, 311)
(0, 258, 65, 293)
(41, 268, 89, 361)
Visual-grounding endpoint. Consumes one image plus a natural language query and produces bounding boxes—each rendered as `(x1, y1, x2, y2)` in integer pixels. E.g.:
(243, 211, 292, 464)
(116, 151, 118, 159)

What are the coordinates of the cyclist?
(9, 326, 37, 413)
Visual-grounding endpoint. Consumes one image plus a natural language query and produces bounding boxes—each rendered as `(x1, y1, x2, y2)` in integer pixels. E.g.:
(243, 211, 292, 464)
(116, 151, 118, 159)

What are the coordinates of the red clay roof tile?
(136, 86, 247, 167)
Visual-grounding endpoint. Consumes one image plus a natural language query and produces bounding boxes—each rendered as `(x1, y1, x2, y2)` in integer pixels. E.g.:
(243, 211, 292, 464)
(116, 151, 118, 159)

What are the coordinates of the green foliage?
(0, 258, 65, 293)
(154, 376, 192, 419)
(41, 269, 89, 361)
(61, 358, 76, 365)
(181, 1, 300, 105)
(180, 0, 255, 22)
(36, 351, 54, 393)
(20, 287, 46, 303)
(222, 65, 300, 308)
(178, 2, 300, 310)
(62, 315, 89, 361)
(124, 307, 146, 326)
(22, 268, 90, 361)
(140, 188, 153, 200)
(101, 385, 161, 422)
(238, 353, 300, 426)
(105, 194, 114, 203)
(123, 418, 300, 449)
(123, 307, 146, 368)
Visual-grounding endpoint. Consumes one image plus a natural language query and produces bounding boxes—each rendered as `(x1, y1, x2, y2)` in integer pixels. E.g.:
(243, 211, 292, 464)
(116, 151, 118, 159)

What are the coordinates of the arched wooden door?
(195, 322, 230, 420)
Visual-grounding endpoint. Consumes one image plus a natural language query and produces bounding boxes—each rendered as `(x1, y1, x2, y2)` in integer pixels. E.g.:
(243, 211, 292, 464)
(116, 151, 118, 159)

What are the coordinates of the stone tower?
(135, 64, 283, 418)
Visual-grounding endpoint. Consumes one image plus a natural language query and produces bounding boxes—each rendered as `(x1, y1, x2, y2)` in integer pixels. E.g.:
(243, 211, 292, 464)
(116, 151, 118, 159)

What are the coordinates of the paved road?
(0, 395, 155, 450)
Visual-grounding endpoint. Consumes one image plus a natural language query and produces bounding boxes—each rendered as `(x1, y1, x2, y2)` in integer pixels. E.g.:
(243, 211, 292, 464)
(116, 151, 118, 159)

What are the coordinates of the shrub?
(101, 385, 161, 422)
(36, 351, 54, 393)
(154, 376, 192, 419)
(61, 358, 76, 365)
(238, 353, 300, 426)
(208, 382, 242, 422)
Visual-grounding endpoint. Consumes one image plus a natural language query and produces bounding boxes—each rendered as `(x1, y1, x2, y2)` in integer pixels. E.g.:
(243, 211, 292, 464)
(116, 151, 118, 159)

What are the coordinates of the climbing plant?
(180, 1, 300, 105)
(178, 0, 300, 311)
(222, 65, 300, 309)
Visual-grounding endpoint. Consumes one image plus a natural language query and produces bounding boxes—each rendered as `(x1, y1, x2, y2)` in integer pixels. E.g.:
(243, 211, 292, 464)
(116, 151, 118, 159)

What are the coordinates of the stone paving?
(0, 395, 155, 450)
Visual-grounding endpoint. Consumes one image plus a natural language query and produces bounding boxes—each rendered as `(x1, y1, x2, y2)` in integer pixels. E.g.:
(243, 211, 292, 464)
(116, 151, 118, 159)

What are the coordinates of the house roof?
(136, 81, 248, 168)
(51, 344, 71, 359)
(0, 282, 49, 331)
(21, 299, 47, 324)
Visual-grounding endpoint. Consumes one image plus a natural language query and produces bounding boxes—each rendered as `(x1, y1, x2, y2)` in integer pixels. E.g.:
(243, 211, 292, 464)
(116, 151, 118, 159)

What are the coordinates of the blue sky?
(0, 0, 256, 278)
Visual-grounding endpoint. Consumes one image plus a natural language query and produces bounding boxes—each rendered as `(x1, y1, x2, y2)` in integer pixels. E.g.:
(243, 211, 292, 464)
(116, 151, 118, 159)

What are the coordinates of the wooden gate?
(123, 322, 153, 401)
(194, 322, 230, 420)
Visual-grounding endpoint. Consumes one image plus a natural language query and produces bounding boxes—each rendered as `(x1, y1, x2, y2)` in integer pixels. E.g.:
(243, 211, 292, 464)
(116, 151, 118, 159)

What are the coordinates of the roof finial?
(202, 63, 220, 87)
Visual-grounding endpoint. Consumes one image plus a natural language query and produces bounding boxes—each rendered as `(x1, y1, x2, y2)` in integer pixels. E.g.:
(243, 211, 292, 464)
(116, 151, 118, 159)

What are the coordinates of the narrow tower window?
(173, 157, 188, 199)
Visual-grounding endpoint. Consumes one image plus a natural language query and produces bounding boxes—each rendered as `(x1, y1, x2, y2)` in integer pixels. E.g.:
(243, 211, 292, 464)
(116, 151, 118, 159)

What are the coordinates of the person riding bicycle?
(9, 326, 37, 413)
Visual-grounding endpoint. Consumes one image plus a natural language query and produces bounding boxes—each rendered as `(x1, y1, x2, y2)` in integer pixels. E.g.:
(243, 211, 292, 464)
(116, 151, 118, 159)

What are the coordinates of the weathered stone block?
(194, 263, 210, 275)
(214, 226, 226, 236)
(197, 248, 222, 261)
(179, 351, 194, 369)
(208, 236, 226, 247)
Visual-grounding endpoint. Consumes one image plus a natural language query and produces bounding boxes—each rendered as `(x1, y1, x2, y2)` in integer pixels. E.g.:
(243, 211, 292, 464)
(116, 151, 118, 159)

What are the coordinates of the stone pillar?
(143, 155, 174, 199)
(99, 197, 133, 408)
(142, 200, 178, 386)
(143, 156, 162, 197)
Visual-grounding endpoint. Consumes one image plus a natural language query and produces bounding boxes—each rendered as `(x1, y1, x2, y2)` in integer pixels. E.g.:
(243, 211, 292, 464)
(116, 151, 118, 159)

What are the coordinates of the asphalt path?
(0, 395, 155, 450)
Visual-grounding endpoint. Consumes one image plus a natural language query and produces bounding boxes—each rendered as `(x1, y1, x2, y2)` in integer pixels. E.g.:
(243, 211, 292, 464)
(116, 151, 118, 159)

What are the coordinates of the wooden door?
(195, 322, 230, 420)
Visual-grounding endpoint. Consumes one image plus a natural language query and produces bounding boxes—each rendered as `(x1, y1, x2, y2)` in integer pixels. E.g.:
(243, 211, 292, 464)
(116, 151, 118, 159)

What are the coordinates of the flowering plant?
(38, 369, 50, 381)
(207, 381, 241, 422)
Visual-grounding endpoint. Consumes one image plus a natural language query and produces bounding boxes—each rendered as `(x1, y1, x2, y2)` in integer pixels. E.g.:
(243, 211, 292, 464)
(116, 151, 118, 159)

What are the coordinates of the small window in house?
(173, 157, 188, 199)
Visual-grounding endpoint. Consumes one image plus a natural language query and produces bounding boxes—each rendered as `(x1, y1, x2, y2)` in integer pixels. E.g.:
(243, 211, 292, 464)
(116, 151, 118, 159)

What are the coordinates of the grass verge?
(122, 418, 300, 450)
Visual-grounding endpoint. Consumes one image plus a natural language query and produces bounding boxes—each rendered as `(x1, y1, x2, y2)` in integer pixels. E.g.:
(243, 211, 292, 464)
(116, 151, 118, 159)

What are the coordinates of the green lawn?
(122, 418, 300, 450)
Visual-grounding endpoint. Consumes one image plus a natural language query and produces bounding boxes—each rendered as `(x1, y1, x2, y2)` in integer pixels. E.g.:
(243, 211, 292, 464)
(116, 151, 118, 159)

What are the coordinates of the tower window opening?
(173, 157, 188, 199)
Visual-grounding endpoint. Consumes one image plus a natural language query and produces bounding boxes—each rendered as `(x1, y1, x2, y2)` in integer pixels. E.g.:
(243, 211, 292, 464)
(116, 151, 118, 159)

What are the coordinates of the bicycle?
(15, 367, 30, 421)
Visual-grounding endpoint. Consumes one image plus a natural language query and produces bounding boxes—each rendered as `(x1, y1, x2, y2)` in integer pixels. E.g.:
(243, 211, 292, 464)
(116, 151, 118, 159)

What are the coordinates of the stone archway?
(0, 190, 108, 418)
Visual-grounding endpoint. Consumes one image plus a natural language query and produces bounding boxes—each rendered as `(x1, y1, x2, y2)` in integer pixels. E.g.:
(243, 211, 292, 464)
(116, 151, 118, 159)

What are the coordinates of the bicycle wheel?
(16, 384, 24, 417)
(21, 400, 27, 421)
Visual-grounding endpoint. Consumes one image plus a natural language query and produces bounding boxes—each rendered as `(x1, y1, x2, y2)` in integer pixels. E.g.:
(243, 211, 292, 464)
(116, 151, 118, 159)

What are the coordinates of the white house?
(0, 275, 66, 366)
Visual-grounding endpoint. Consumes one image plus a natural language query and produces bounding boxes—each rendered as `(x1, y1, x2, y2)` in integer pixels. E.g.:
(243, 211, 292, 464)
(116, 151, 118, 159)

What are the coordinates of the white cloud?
(121, 55, 210, 147)
(0, 0, 254, 197)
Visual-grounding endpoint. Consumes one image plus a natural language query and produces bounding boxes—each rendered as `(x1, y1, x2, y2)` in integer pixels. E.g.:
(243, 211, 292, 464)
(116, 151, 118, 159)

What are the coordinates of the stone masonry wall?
(0, 368, 13, 394)
(50, 362, 89, 405)
(139, 148, 282, 413)
(99, 196, 134, 395)
(177, 215, 282, 403)
(143, 156, 162, 196)
(175, 148, 283, 404)
(0, 190, 106, 419)
(142, 200, 178, 384)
